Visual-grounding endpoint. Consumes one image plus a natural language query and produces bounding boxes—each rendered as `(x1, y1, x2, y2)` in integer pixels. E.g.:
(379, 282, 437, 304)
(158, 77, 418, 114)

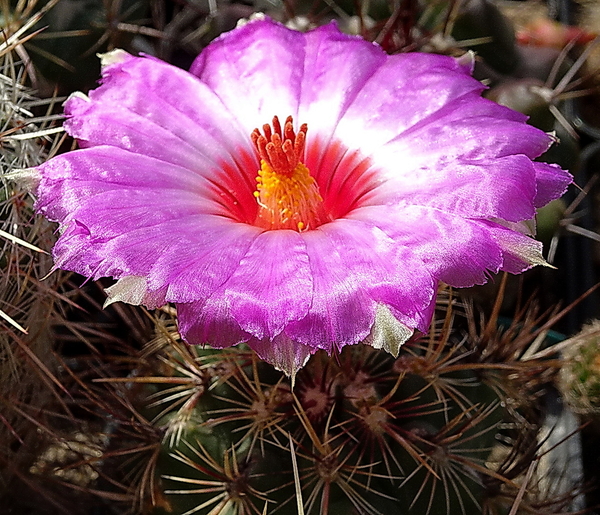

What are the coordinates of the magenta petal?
(190, 18, 304, 135)
(50, 213, 246, 282)
(381, 98, 553, 165)
(35, 146, 262, 289)
(177, 298, 251, 348)
(349, 205, 505, 288)
(35, 147, 222, 221)
(364, 154, 538, 222)
(66, 54, 250, 168)
(224, 230, 313, 339)
(65, 93, 230, 171)
(45, 193, 223, 278)
(320, 221, 435, 331)
(57, 212, 262, 304)
(33, 143, 260, 225)
(477, 220, 546, 273)
(296, 23, 386, 154)
(148, 219, 262, 304)
(284, 225, 378, 352)
(332, 53, 483, 156)
(63, 59, 259, 219)
(191, 18, 389, 145)
(532, 161, 572, 208)
(285, 219, 435, 351)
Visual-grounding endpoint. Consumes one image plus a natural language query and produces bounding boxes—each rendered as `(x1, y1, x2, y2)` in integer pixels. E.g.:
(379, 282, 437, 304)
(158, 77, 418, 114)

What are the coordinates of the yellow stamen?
(251, 116, 327, 231)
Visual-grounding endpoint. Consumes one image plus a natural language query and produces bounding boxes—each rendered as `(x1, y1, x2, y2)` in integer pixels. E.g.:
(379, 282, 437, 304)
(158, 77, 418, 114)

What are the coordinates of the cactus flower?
(33, 17, 571, 375)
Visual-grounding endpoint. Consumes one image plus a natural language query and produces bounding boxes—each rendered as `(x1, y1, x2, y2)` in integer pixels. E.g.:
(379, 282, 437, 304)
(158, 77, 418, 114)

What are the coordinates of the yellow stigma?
(251, 116, 326, 231)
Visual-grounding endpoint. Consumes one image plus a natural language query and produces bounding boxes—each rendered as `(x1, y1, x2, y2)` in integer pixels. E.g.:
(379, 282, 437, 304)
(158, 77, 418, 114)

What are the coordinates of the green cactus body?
(560, 321, 600, 418)
(141, 299, 543, 515)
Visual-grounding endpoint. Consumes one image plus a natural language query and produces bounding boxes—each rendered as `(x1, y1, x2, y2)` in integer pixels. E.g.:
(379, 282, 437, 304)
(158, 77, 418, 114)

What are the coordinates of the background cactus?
(559, 321, 600, 418)
(42, 283, 579, 515)
(0, 38, 68, 511)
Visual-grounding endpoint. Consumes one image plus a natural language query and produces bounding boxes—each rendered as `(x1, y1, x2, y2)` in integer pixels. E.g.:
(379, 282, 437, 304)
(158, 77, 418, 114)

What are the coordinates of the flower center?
(251, 116, 327, 231)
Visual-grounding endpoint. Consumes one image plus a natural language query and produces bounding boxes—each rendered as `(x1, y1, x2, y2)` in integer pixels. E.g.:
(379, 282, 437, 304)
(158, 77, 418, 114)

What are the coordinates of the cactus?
(559, 321, 600, 419)
(7, 277, 578, 515)
(0, 40, 68, 510)
(50, 283, 573, 515)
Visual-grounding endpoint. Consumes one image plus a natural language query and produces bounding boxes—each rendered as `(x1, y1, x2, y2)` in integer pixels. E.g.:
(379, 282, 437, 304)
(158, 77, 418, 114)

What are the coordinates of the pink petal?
(68, 53, 249, 165)
(284, 225, 378, 352)
(190, 18, 305, 135)
(285, 218, 435, 351)
(224, 230, 313, 339)
(532, 161, 572, 208)
(35, 147, 263, 295)
(332, 53, 484, 157)
(51, 213, 259, 286)
(363, 154, 538, 222)
(36, 144, 258, 226)
(64, 55, 259, 211)
(177, 297, 251, 348)
(146, 218, 262, 303)
(382, 97, 553, 163)
(349, 205, 506, 287)
(478, 220, 547, 273)
(295, 23, 386, 168)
